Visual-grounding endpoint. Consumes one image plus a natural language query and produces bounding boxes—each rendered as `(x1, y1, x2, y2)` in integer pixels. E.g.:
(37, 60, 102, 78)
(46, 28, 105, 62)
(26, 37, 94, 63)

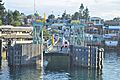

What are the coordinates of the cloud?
(3, 0, 120, 20)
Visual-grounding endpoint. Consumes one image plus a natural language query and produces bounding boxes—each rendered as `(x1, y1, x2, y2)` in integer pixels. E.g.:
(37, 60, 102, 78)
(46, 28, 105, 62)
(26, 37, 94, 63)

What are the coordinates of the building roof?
(105, 26, 120, 30)
(0, 25, 33, 32)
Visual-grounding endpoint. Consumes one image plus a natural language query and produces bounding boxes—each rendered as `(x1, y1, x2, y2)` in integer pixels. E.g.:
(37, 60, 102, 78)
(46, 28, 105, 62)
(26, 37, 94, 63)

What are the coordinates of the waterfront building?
(90, 17, 104, 26)
(104, 17, 120, 26)
(86, 17, 104, 35)
(103, 26, 120, 47)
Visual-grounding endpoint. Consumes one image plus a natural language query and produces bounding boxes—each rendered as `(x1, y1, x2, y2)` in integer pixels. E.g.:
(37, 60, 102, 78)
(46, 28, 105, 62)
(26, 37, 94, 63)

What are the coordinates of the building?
(87, 17, 104, 35)
(90, 17, 104, 26)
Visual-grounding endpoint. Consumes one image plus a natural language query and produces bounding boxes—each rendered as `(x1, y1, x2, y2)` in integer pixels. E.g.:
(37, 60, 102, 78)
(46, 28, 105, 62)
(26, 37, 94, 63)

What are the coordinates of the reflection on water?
(0, 61, 42, 80)
(0, 50, 120, 80)
(44, 67, 103, 80)
(44, 50, 120, 80)
(103, 50, 120, 80)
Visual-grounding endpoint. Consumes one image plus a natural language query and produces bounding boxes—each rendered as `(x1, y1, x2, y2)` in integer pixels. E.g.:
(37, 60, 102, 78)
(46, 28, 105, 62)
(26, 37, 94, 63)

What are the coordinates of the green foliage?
(53, 29, 59, 34)
(0, 0, 5, 15)
(43, 28, 50, 40)
(72, 12, 79, 20)
(12, 21, 21, 26)
(72, 3, 89, 21)
(48, 14, 55, 20)
(83, 7, 89, 21)
(0, 0, 5, 24)
(62, 10, 71, 20)
(0, 20, 2, 25)
(7, 10, 14, 25)
(13, 10, 21, 21)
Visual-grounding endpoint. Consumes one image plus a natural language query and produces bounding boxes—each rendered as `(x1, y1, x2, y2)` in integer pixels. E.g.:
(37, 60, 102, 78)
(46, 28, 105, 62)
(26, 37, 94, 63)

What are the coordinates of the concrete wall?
(70, 45, 103, 69)
(44, 53, 70, 70)
(8, 43, 41, 66)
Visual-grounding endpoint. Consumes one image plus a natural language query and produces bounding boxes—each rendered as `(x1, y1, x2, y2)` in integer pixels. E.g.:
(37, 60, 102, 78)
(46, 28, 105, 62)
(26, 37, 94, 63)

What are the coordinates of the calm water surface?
(0, 50, 120, 80)
(0, 61, 42, 80)
(44, 50, 120, 80)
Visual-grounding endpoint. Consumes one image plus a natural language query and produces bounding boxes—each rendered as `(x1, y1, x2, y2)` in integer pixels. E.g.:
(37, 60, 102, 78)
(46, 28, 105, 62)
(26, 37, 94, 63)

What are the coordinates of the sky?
(3, 0, 120, 20)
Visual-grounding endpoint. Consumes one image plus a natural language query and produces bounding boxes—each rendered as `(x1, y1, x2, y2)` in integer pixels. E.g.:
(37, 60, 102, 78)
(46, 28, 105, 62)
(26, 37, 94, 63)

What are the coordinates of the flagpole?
(34, 0, 36, 13)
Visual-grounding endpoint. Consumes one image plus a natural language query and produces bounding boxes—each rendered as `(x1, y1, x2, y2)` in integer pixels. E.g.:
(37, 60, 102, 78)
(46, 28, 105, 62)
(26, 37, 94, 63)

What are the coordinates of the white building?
(90, 17, 104, 26)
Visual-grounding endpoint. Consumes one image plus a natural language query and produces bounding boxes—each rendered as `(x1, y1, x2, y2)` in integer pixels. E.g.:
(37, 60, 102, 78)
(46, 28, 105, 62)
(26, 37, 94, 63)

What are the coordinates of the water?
(44, 50, 120, 80)
(0, 50, 120, 80)
(0, 61, 42, 80)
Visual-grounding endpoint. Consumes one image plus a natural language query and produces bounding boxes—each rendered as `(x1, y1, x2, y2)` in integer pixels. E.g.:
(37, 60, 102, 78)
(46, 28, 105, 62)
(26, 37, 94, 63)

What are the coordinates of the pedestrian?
(61, 45, 63, 51)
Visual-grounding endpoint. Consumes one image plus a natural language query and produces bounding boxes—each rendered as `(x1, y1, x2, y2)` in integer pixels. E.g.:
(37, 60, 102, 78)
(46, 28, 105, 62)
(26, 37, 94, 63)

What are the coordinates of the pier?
(44, 44, 104, 70)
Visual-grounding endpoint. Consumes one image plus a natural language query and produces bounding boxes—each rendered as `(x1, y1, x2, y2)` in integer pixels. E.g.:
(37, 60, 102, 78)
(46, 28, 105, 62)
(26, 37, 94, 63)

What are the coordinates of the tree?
(72, 12, 79, 20)
(79, 3, 84, 19)
(0, 0, 5, 16)
(12, 21, 21, 26)
(6, 10, 14, 25)
(62, 10, 66, 19)
(48, 14, 55, 20)
(27, 14, 34, 19)
(113, 17, 120, 21)
(0, 0, 5, 25)
(83, 7, 89, 22)
(13, 10, 21, 21)
(62, 10, 71, 20)
(43, 28, 50, 40)
(2, 10, 8, 25)
(0, 20, 2, 25)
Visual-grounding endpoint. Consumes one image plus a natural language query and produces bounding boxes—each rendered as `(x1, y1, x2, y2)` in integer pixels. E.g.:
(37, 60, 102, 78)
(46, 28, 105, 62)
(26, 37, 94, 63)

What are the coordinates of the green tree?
(79, 3, 84, 19)
(83, 7, 89, 22)
(62, 10, 71, 20)
(13, 10, 21, 21)
(0, 20, 2, 25)
(0, 0, 5, 25)
(27, 14, 34, 19)
(72, 12, 79, 20)
(48, 14, 55, 20)
(0, 0, 5, 16)
(12, 21, 21, 26)
(43, 28, 50, 40)
(53, 29, 59, 34)
(62, 10, 66, 19)
(6, 10, 14, 25)
(2, 10, 8, 25)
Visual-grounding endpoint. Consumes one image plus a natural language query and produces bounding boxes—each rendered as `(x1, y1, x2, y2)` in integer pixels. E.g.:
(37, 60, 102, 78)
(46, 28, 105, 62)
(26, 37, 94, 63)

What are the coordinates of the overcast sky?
(3, 0, 120, 20)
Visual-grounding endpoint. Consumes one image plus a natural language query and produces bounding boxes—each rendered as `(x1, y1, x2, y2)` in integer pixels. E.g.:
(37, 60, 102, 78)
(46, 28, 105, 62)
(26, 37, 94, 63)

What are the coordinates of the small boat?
(105, 41, 118, 47)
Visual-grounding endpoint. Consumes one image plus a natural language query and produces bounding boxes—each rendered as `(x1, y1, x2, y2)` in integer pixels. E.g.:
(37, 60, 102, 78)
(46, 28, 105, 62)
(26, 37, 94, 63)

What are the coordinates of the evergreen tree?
(79, 3, 84, 19)
(62, 10, 66, 19)
(62, 10, 71, 20)
(72, 12, 79, 20)
(0, 0, 5, 24)
(6, 10, 14, 25)
(48, 14, 55, 20)
(83, 7, 89, 22)
(13, 10, 21, 21)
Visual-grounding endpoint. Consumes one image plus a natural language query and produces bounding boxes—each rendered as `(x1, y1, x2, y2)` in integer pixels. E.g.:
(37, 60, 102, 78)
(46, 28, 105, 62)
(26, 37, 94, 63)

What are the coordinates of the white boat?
(105, 41, 118, 46)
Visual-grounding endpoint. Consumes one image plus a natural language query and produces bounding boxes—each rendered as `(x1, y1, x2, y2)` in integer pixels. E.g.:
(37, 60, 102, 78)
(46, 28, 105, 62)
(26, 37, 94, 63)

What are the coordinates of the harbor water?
(0, 50, 120, 80)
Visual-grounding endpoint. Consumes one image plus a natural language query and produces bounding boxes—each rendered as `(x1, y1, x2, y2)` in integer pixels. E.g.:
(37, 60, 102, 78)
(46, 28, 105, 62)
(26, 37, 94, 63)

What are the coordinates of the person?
(61, 44, 64, 51)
